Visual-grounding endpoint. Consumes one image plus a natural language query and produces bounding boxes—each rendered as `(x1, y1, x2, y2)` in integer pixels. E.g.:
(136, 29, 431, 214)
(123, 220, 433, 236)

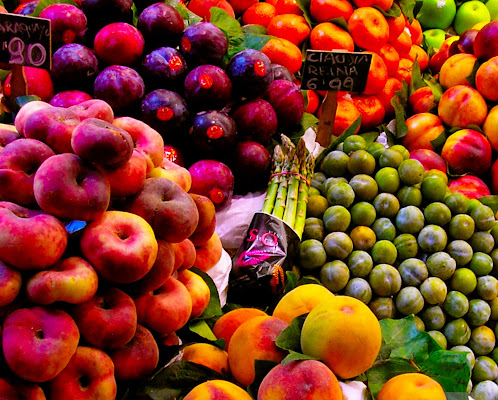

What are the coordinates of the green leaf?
(241, 33, 273, 52)
(284, 270, 299, 294)
(131, 2, 139, 26)
(375, 2, 402, 17)
(410, 59, 425, 93)
(136, 360, 226, 400)
(247, 360, 279, 398)
(430, 130, 447, 153)
(189, 320, 218, 341)
(466, 58, 481, 87)
(424, 78, 444, 103)
(165, 0, 202, 26)
(31, 0, 78, 16)
(399, 0, 419, 21)
(329, 17, 349, 32)
(285, 112, 319, 142)
(15, 95, 41, 110)
(296, 0, 313, 29)
(281, 350, 318, 365)
(392, 81, 409, 139)
(367, 316, 471, 399)
(276, 314, 307, 353)
(297, 275, 322, 286)
(242, 24, 267, 35)
(359, 131, 381, 146)
(479, 195, 498, 214)
(190, 267, 223, 320)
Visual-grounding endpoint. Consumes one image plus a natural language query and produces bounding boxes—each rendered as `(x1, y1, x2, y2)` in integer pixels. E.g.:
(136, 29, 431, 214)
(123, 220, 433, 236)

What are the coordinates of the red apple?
(2, 306, 79, 382)
(26, 256, 99, 305)
(0, 261, 22, 307)
(71, 286, 137, 350)
(0, 138, 55, 207)
(112, 116, 164, 173)
(33, 153, 111, 221)
(437, 85, 488, 129)
(80, 210, 158, 284)
(68, 98, 114, 122)
(134, 276, 192, 335)
(71, 118, 134, 168)
(429, 48, 450, 75)
(109, 324, 159, 381)
(3, 67, 54, 104)
(127, 177, 199, 243)
(408, 86, 437, 114)
(0, 202, 67, 270)
(22, 106, 81, 154)
(48, 346, 117, 400)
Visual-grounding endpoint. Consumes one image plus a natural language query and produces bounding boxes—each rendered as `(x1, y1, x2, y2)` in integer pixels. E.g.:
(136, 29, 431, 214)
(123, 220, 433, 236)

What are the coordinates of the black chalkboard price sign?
(301, 50, 372, 93)
(0, 13, 51, 70)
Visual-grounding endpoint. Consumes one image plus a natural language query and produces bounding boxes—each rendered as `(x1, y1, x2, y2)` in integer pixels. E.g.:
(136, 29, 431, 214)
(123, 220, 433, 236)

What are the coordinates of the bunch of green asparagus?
(261, 135, 315, 239)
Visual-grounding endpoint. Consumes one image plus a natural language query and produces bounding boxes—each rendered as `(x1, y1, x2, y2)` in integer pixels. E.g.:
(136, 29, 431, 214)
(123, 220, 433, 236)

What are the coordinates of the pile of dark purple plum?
(3, 0, 308, 196)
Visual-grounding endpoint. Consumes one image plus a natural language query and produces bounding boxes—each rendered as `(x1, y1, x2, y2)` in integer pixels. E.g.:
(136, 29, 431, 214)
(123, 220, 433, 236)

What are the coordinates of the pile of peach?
(179, 283, 446, 400)
(0, 98, 224, 398)
(402, 20, 498, 198)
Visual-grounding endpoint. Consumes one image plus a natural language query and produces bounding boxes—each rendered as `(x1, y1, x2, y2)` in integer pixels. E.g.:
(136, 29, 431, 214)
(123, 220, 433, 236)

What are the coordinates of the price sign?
(301, 50, 372, 93)
(0, 13, 51, 70)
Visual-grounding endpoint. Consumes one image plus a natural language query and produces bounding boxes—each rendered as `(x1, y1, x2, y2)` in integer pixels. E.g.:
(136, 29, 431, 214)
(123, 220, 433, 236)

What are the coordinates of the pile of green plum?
(298, 135, 498, 394)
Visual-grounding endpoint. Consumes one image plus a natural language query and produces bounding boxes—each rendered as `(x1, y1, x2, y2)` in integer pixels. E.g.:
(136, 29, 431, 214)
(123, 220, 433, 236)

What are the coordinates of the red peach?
(178, 269, 211, 319)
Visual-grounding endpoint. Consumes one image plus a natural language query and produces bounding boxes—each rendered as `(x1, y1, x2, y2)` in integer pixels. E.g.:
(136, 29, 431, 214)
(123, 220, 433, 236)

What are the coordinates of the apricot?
(300, 295, 382, 379)
(437, 85, 488, 129)
(258, 359, 343, 400)
(228, 315, 288, 386)
(212, 307, 267, 350)
(439, 53, 478, 88)
(272, 283, 335, 324)
(181, 342, 230, 375)
(377, 372, 446, 400)
(183, 379, 252, 400)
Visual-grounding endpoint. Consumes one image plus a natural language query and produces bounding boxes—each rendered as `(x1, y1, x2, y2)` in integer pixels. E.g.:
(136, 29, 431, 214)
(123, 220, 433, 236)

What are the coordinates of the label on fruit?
(0, 13, 51, 69)
(228, 212, 300, 306)
(301, 50, 372, 93)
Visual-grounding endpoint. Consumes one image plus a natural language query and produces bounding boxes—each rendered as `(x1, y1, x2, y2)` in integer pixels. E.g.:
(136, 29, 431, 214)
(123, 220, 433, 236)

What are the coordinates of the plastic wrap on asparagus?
(228, 135, 315, 306)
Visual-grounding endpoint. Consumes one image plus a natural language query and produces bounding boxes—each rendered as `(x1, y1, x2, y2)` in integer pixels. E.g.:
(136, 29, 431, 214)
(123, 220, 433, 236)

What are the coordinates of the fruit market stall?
(0, 0, 498, 398)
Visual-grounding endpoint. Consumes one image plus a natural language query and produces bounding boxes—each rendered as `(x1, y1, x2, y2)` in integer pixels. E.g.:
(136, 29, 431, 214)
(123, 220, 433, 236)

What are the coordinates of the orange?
(310, 0, 354, 23)
(310, 22, 354, 52)
(393, 57, 413, 86)
(242, 2, 278, 27)
(407, 18, 423, 46)
(275, 0, 303, 15)
(272, 283, 335, 324)
(267, 14, 311, 46)
(438, 53, 478, 89)
(484, 105, 498, 151)
(300, 295, 382, 379)
(407, 45, 429, 72)
(187, 0, 235, 20)
(377, 373, 446, 400)
(386, 13, 406, 41)
(363, 52, 388, 95)
(377, 77, 403, 117)
(352, 0, 393, 11)
(348, 7, 389, 52)
(352, 94, 386, 130)
(266, 0, 279, 5)
(261, 37, 303, 74)
(227, 0, 258, 15)
(317, 95, 361, 136)
(304, 89, 321, 114)
(475, 56, 498, 102)
(389, 30, 412, 56)
(379, 43, 400, 76)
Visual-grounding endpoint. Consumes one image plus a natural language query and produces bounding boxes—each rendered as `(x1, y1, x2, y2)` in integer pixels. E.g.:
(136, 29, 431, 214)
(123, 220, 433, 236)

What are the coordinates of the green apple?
(454, 0, 491, 34)
(423, 28, 447, 49)
(417, 0, 457, 30)
(486, 0, 498, 20)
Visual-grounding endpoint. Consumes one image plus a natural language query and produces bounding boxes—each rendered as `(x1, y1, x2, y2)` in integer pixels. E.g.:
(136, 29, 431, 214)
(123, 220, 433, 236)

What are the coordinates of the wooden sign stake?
(9, 64, 28, 99)
(316, 91, 338, 148)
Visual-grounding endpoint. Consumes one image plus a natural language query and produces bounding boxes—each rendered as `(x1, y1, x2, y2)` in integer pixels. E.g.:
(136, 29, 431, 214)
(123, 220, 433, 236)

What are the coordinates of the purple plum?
(184, 65, 232, 111)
